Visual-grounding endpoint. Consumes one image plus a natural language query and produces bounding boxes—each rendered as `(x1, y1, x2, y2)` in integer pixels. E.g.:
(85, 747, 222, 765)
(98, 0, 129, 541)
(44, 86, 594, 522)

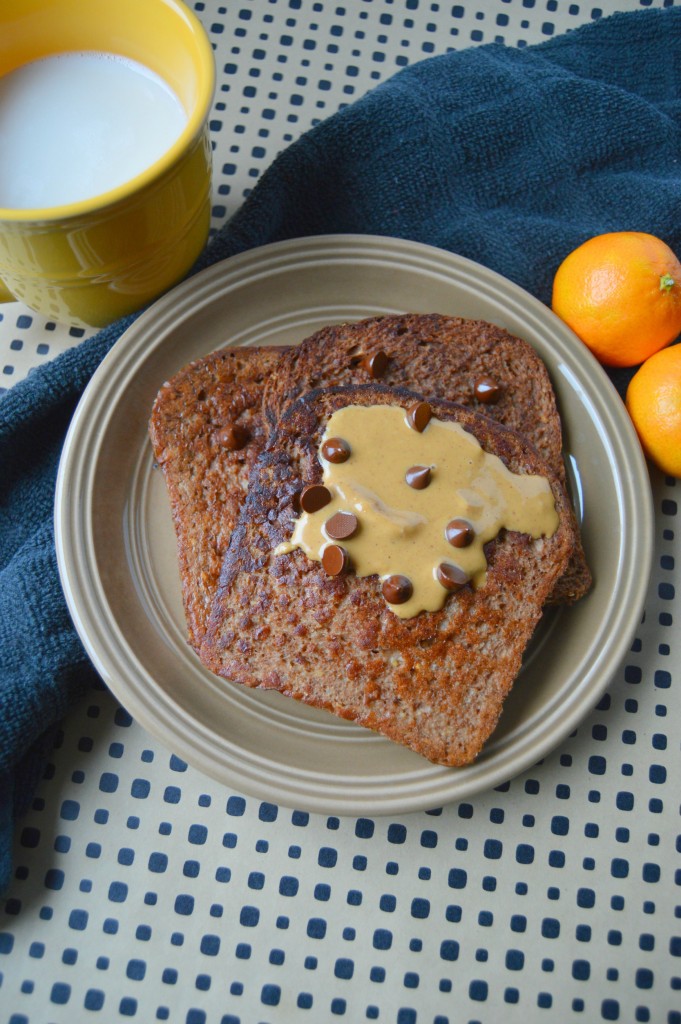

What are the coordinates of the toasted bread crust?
(149, 346, 285, 648)
(200, 384, 577, 767)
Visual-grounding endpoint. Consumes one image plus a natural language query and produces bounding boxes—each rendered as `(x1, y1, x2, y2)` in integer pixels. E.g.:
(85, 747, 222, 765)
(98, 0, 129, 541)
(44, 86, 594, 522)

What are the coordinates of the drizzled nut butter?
(277, 403, 559, 619)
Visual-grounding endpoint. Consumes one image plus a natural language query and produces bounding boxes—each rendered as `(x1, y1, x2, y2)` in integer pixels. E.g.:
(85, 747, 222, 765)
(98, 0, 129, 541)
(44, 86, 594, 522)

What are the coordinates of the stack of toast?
(149, 313, 591, 766)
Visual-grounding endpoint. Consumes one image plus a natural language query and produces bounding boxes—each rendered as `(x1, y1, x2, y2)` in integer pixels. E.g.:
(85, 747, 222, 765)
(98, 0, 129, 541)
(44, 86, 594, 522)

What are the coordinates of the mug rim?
(0, 0, 215, 223)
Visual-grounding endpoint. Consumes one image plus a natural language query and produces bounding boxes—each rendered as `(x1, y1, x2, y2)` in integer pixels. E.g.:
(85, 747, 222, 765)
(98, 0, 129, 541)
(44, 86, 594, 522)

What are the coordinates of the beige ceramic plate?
(55, 235, 653, 814)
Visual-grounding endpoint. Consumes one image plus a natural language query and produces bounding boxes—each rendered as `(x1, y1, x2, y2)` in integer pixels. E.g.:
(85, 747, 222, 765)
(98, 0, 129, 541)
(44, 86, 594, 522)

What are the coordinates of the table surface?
(1, 2, 679, 1023)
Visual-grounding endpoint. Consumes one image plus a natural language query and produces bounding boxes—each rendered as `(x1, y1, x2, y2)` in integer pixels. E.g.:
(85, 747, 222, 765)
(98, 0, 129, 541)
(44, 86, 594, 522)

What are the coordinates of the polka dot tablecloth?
(1, 3, 679, 1023)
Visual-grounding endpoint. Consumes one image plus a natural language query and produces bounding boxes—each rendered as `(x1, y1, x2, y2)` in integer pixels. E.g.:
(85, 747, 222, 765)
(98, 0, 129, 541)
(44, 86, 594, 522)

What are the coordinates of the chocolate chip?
(300, 483, 332, 513)
(382, 574, 413, 604)
(321, 437, 351, 463)
(474, 376, 502, 404)
(363, 349, 389, 378)
(405, 465, 431, 490)
(436, 562, 470, 592)
(406, 399, 432, 432)
(325, 510, 358, 540)
(322, 544, 350, 577)
(215, 423, 248, 450)
(445, 518, 475, 547)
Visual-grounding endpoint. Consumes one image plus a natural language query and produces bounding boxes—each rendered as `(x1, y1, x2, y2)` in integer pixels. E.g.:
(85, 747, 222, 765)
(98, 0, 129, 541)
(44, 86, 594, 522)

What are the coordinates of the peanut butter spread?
(277, 403, 559, 618)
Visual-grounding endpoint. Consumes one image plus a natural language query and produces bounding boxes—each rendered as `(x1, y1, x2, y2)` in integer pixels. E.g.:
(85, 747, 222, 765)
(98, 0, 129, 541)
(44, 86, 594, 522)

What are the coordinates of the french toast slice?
(199, 384, 577, 767)
(149, 346, 284, 649)
(265, 313, 590, 604)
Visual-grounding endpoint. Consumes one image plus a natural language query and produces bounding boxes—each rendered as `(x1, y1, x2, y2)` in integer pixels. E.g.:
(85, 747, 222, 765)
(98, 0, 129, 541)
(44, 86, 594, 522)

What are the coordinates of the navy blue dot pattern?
(1, 2, 680, 1022)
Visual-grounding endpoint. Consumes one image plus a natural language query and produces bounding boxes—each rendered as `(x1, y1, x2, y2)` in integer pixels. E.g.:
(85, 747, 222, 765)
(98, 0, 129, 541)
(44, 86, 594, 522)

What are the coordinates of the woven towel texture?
(1, 8, 679, 889)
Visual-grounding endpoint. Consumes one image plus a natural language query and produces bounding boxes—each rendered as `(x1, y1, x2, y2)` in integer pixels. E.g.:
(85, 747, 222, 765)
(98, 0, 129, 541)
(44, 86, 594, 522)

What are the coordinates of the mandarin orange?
(626, 344, 681, 478)
(551, 232, 681, 368)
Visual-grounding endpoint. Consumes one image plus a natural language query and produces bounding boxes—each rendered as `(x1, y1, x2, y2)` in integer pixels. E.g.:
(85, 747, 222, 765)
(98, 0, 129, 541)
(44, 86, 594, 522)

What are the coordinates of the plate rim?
(55, 233, 655, 814)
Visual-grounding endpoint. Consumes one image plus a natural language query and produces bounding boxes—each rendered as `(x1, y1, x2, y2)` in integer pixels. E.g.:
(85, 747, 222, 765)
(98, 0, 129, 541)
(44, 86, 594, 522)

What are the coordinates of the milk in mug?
(0, 51, 188, 209)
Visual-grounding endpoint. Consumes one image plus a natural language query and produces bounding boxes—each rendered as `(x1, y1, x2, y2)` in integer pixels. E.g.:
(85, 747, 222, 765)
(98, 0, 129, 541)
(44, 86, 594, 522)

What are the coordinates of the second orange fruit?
(626, 345, 681, 478)
(551, 231, 681, 367)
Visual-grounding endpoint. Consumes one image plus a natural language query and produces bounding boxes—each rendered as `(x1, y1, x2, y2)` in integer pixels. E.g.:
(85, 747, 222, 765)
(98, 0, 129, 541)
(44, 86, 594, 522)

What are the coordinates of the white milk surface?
(0, 52, 188, 209)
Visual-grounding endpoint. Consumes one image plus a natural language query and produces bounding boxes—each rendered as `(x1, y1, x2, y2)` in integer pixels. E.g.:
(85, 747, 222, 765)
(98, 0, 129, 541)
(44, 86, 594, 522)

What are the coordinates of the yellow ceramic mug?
(0, 0, 214, 328)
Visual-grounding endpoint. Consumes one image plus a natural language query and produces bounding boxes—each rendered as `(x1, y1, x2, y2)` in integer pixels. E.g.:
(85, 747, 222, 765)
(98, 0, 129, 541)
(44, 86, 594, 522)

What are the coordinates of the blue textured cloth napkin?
(1, 8, 680, 891)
